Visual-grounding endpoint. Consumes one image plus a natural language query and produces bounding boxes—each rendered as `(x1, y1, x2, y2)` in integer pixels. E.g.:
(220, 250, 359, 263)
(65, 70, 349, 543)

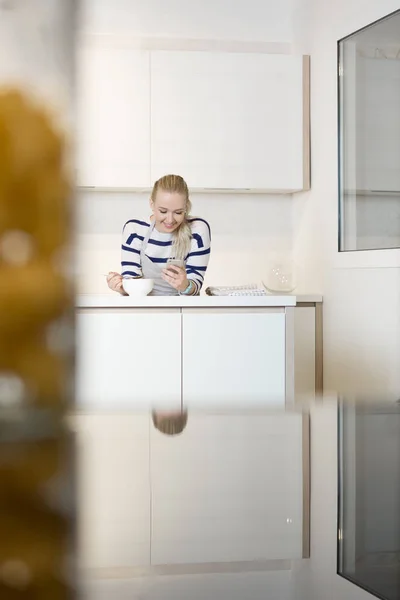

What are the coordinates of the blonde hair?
(152, 411, 188, 436)
(151, 174, 192, 261)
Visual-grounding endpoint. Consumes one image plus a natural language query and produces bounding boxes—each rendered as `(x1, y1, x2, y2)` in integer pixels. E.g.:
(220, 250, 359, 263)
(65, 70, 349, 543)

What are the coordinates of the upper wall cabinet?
(76, 38, 310, 192)
(151, 51, 310, 192)
(76, 40, 151, 188)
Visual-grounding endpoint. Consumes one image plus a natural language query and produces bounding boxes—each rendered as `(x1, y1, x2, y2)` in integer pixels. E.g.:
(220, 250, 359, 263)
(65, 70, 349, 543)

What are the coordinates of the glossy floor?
(80, 570, 292, 600)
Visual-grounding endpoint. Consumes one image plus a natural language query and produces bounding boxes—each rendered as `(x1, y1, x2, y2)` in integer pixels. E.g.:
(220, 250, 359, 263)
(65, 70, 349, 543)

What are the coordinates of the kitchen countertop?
(75, 293, 322, 308)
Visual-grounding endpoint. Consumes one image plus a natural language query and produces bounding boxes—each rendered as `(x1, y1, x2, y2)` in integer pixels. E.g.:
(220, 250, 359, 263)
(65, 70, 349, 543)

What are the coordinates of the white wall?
(76, 191, 293, 294)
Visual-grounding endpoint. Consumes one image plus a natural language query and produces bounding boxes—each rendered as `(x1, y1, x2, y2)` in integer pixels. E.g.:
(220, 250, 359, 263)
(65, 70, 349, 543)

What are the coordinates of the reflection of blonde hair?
(152, 411, 188, 436)
(151, 174, 192, 261)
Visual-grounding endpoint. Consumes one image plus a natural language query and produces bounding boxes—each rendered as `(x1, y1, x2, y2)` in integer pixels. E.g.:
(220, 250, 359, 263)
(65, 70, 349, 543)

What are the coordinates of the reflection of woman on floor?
(152, 410, 188, 436)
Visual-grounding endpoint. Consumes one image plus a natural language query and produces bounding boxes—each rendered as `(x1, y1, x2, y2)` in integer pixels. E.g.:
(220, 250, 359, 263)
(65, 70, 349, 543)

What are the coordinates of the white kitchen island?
(75, 294, 322, 411)
(73, 294, 320, 576)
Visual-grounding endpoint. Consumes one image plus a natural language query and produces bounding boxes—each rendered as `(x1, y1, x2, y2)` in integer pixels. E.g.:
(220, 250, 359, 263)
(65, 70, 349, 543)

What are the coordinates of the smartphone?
(167, 258, 185, 269)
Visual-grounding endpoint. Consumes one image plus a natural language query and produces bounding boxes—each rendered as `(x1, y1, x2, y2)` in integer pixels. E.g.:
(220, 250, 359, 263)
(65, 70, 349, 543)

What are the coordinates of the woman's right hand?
(106, 271, 124, 294)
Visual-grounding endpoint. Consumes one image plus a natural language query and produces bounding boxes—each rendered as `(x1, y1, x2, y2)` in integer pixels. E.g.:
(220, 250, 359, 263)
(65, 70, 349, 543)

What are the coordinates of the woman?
(107, 174, 211, 296)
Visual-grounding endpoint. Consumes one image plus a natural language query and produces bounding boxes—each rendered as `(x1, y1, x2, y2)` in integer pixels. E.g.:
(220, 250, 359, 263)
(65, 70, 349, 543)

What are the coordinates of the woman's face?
(151, 189, 186, 233)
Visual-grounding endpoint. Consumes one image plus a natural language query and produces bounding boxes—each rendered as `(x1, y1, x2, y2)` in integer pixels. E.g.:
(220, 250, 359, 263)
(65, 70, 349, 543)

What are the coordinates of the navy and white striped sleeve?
(121, 219, 148, 278)
(185, 218, 211, 294)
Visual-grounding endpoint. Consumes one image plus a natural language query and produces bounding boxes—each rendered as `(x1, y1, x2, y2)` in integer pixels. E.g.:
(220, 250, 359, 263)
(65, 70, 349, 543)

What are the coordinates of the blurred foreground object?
(0, 2, 77, 598)
(0, 88, 76, 597)
(0, 413, 75, 599)
(0, 89, 73, 406)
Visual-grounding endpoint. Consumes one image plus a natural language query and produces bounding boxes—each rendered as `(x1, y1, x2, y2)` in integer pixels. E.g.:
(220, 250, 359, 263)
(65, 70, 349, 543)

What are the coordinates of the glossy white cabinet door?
(75, 415, 150, 569)
(150, 414, 304, 564)
(182, 309, 286, 408)
(76, 39, 151, 188)
(150, 51, 306, 191)
(76, 310, 181, 410)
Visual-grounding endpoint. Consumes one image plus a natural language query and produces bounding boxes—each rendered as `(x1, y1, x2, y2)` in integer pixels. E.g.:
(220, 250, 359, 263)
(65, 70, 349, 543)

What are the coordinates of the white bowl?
(122, 278, 154, 296)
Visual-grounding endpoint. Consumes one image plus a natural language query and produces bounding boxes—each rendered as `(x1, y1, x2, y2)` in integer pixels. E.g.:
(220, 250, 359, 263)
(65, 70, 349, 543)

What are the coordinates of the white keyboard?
(229, 289, 268, 296)
(206, 284, 268, 297)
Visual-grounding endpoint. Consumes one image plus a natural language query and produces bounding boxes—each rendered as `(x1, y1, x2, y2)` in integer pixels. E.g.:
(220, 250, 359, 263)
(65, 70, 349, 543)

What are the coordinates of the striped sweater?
(121, 217, 211, 294)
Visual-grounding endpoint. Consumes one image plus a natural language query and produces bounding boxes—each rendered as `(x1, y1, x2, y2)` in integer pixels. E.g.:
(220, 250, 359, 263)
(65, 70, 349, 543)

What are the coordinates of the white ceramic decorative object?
(263, 254, 296, 293)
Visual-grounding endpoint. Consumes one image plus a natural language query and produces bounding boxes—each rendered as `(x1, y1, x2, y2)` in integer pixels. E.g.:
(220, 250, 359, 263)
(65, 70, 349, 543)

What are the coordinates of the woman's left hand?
(161, 265, 189, 292)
